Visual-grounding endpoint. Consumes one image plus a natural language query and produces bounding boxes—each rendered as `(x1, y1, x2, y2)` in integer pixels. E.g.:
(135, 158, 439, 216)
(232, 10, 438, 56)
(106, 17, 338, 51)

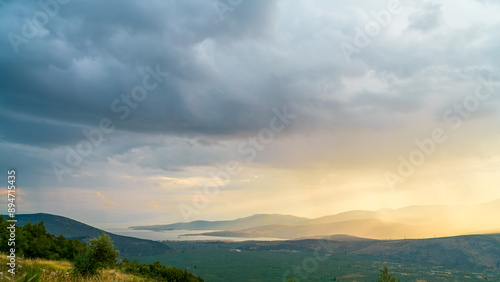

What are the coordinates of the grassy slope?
(0, 254, 148, 281)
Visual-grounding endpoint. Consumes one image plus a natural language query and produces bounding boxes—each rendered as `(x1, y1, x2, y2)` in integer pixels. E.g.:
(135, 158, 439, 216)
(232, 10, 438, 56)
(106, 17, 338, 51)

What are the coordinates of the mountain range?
(130, 213, 309, 232)
(11, 213, 500, 274)
(130, 199, 500, 240)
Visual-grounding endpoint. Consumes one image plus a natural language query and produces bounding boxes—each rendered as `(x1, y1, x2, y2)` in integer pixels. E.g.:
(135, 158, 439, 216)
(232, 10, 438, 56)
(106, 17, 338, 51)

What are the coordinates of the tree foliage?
(1, 216, 204, 280)
(378, 266, 400, 282)
(88, 232, 120, 268)
(0, 216, 86, 261)
(118, 258, 204, 281)
(72, 248, 99, 277)
(72, 233, 119, 277)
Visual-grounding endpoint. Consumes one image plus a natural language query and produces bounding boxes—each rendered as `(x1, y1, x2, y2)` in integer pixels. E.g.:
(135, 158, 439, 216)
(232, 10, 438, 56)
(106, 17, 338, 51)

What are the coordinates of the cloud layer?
(2, 0, 500, 224)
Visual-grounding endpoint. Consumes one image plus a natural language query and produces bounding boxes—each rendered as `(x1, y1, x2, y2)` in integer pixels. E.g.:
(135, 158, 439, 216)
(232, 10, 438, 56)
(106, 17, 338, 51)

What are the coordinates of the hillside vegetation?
(0, 255, 148, 281)
(0, 252, 204, 281)
(14, 213, 176, 257)
(0, 216, 204, 281)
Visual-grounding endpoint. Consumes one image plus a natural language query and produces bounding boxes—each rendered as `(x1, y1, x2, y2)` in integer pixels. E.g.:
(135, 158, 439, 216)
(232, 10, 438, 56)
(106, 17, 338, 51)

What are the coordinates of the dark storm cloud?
(0, 111, 84, 147)
(2, 0, 500, 188)
(0, 0, 280, 148)
(7, 0, 495, 151)
(0, 142, 58, 188)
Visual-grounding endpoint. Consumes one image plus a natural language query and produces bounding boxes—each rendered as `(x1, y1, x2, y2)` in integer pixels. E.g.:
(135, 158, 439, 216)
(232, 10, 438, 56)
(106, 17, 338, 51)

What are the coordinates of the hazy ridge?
(131, 199, 500, 240)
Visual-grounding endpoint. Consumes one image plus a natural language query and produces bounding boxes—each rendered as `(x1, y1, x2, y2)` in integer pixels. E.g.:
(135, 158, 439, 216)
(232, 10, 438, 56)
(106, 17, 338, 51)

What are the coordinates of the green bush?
(88, 233, 120, 269)
(118, 258, 204, 281)
(378, 266, 400, 282)
(72, 249, 99, 277)
(72, 233, 120, 277)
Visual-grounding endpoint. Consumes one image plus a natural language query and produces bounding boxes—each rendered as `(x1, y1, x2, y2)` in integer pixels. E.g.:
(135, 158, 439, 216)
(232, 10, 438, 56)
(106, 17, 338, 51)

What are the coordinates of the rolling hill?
(15, 213, 176, 257)
(236, 233, 500, 269)
(354, 233, 500, 269)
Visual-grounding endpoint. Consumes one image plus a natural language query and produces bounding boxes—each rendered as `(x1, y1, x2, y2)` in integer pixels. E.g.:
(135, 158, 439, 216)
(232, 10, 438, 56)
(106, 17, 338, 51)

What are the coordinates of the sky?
(1, 0, 500, 227)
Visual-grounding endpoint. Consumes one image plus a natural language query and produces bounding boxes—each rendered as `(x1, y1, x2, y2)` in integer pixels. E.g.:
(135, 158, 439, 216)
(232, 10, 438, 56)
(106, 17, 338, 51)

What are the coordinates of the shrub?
(72, 233, 119, 277)
(88, 233, 120, 269)
(378, 266, 400, 282)
(72, 249, 98, 277)
(118, 258, 204, 281)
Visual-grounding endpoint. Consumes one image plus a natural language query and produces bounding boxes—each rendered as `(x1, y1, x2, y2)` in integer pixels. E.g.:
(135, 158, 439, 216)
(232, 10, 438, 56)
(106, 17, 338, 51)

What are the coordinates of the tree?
(378, 266, 400, 282)
(0, 217, 86, 261)
(117, 258, 204, 281)
(286, 274, 297, 282)
(87, 233, 120, 269)
(72, 233, 119, 277)
(72, 248, 99, 277)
